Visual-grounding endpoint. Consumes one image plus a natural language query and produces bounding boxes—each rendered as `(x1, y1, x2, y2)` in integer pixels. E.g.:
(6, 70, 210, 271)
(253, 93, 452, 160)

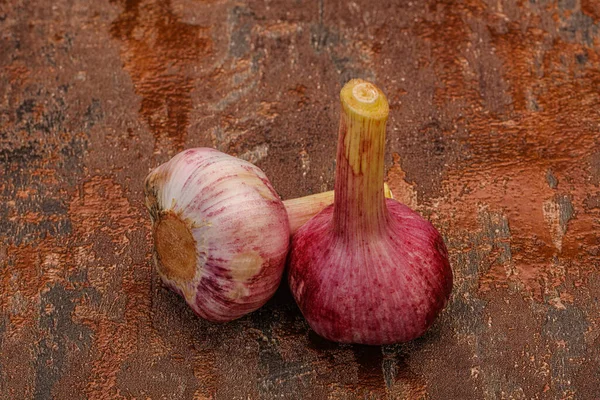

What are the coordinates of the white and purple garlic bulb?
(145, 148, 290, 322)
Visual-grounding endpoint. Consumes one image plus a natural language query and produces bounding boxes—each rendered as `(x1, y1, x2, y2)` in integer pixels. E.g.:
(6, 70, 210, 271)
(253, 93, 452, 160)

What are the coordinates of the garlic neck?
(333, 80, 390, 238)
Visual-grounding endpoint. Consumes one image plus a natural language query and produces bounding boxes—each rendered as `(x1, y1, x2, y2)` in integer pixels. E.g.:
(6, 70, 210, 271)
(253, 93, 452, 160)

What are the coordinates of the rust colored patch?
(386, 153, 418, 210)
(111, 0, 212, 152)
(67, 176, 155, 398)
(4, 62, 31, 88)
(443, 31, 597, 297)
(581, 0, 600, 22)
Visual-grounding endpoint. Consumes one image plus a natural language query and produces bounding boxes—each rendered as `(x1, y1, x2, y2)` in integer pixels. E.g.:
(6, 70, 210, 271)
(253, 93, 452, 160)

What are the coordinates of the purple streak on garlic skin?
(145, 148, 290, 322)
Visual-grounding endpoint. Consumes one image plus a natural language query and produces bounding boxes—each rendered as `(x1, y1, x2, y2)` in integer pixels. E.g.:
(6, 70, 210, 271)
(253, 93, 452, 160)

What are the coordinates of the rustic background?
(1, 0, 599, 398)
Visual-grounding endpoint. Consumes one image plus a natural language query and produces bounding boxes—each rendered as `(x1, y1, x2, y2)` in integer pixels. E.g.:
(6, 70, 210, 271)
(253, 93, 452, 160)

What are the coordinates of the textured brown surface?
(1, 0, 599, 398)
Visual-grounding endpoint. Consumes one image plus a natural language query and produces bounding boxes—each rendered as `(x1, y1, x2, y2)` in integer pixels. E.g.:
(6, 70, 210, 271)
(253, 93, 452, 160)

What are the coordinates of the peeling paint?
(543, 194, 575, 252)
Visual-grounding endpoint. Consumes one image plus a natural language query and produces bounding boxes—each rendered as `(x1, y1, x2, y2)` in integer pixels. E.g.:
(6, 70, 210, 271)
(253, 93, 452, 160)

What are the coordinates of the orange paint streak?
(111, 0, 213, 152)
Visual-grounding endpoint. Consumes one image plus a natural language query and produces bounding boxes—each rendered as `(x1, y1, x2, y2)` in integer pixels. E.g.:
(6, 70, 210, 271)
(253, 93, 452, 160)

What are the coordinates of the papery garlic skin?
(145, 148, 290, 322)
(288, 80, 453, 344)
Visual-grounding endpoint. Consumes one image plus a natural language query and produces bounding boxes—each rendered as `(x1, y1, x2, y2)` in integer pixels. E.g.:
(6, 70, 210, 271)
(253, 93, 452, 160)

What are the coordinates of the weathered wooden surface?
(1, 0, 599, 398)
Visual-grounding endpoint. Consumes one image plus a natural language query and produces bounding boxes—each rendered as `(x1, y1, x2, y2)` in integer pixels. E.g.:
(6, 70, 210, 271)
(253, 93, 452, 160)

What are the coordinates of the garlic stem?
(284, 191, 335, 235)
(333, 80, 390, 238)
(283, 183, 393, 235)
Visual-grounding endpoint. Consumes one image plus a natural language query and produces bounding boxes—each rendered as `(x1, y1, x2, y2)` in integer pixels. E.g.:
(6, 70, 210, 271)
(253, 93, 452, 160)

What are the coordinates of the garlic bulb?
(288, 80, 453, 344)
(145, 148, 290, 322)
